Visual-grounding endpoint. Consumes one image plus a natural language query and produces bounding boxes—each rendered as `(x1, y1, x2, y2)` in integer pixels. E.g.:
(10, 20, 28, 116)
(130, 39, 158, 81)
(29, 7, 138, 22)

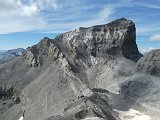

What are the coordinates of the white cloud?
(0, 0, 38, 16)
(99, 6, 115, 20)
(77, 6, 115, 26)
(2, 0, 159, 36)
(0, 0, 118, 34)
(136, 23, 160, 35)
(0, 0, 128, 34)
(0, 16, 46, 34)
(150, 33, 160, 41)
(37, 6, 116, 33)
(35, 0, 61, 10)
(138, 1, 160, 9)
(0, 0, 60, 17)
(0, 0, 60, 34)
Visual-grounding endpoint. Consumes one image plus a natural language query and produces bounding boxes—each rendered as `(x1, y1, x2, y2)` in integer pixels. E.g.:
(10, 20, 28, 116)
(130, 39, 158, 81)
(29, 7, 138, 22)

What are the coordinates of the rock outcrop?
(23, 37, 64, 67)
(47, 93, 118, 120)
(55, 18, 142, 64)
(0, 87, 14, 100)
(135, 49, 160, 76)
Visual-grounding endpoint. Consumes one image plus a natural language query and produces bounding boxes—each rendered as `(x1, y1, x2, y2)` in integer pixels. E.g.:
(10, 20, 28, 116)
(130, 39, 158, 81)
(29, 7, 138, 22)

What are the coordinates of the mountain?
(0, 51, 6, 59)
(0, 48, 25, 64)
(0, 50, 6, 53)
(136, 49, 160, 76)
(0, 18, 159, 120)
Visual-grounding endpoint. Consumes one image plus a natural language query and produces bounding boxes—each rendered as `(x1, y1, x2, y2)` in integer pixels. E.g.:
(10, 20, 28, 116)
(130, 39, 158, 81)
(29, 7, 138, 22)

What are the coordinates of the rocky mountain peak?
(107, 18, 134, 27)
(55, 18, 142, 62)
(23, 18, 142, 68)
(38, 37, 52, 47)
(23, 37, 64, 67)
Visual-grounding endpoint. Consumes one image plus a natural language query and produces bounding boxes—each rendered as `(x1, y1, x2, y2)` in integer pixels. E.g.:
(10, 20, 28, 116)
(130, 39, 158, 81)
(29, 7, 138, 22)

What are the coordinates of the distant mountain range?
(0, 48, 25, 64)
(0, 50, 6, 52)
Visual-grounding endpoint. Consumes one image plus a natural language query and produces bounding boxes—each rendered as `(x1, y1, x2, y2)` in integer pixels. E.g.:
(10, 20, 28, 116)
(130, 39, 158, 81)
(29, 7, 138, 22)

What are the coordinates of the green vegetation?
(92, 88, 109, 93)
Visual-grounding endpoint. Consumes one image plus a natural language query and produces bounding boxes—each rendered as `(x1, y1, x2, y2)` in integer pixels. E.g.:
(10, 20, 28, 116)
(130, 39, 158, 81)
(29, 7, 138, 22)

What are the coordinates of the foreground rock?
(47, 93, 118, 120)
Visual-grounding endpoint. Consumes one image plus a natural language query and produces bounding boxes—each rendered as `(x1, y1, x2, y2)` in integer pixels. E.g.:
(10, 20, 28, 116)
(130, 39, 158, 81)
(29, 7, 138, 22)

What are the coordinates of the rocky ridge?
(23, 38, 64, 67)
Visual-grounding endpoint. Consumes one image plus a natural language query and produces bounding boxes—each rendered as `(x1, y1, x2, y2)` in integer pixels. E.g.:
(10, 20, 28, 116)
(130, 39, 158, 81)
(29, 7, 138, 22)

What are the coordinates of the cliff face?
(55, 18, 141, 62)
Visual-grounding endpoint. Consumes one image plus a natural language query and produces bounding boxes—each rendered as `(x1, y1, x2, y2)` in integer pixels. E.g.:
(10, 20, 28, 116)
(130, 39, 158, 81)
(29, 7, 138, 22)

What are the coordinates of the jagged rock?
(23, 37, 64, 67)
(14, 96, 21, 104)
(135, 49, 160, 76)
(0, 87, 14, 100)
(47, 93, 118, 120)
(23, 45, 39, 67)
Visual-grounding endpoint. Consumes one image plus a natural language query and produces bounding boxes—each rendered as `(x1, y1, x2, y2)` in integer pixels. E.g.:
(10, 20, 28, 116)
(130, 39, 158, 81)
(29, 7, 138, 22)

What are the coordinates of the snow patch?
(114, 108, 151, 120)
(18, 115, 24, 120)
(83, 117, 105, 120)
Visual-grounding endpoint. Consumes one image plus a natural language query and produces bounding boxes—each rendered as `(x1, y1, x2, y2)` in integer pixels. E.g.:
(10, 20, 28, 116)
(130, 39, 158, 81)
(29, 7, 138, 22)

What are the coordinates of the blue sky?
(0, 0, 160, 53)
